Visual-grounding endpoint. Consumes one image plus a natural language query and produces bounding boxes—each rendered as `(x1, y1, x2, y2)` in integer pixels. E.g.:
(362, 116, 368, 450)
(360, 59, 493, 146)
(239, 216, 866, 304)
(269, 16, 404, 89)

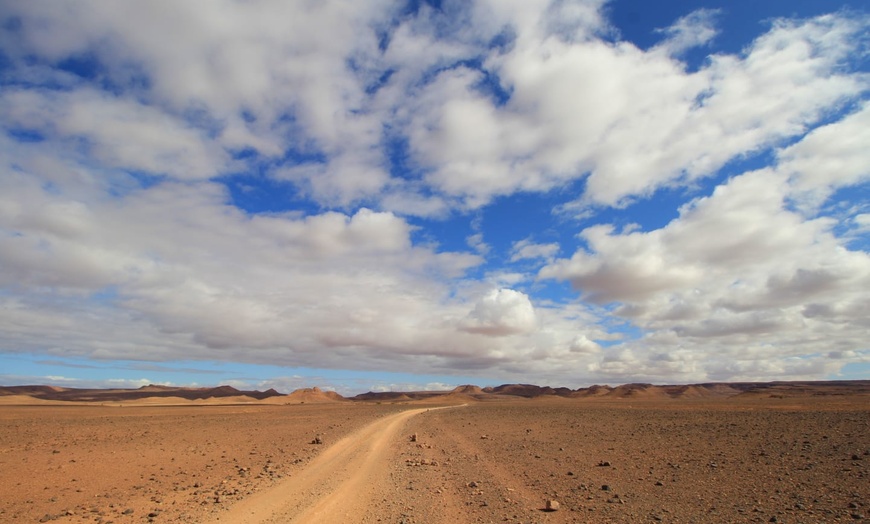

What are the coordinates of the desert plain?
(1, 382, 868, 524)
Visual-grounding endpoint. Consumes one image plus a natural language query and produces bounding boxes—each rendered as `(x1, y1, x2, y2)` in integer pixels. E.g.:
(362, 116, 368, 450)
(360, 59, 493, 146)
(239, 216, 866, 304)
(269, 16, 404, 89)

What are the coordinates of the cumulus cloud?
(0, 1, 867, 386)
(779, 101, 870, 212)
(541, 164, 870, 380)
(1, 88, 230, 180)
(3, 2, 865, 212)
(510, 239, 560, 262)
(404, 9, 867, 210)
(461, 289, 538, 336)
(653, 8, 720, 57)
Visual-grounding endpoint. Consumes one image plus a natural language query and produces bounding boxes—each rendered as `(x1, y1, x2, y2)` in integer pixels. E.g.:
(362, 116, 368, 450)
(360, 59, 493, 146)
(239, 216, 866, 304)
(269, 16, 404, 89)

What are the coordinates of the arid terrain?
(1, 382, 868, 523)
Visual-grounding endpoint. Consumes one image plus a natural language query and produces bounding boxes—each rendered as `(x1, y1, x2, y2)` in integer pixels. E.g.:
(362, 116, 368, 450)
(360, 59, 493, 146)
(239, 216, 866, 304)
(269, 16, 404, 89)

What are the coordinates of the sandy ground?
(1, 396, 868, 523)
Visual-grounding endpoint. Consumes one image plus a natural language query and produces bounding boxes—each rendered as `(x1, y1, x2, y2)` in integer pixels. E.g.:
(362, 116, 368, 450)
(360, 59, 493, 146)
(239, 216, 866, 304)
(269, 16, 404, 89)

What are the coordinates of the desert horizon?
(3, 379, 870, 406)
(2, 380, 868, 523)
(3, 0, 869, 522)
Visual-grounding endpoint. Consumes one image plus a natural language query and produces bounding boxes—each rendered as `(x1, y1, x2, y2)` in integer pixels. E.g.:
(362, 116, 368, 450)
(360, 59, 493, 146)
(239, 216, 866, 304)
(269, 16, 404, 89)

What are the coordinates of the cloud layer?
(1, 1, 868, 387)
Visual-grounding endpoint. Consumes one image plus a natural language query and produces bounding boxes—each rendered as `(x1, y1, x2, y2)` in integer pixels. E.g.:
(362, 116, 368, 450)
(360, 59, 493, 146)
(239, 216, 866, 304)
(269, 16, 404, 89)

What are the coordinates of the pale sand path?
(206, 405, 459, 524)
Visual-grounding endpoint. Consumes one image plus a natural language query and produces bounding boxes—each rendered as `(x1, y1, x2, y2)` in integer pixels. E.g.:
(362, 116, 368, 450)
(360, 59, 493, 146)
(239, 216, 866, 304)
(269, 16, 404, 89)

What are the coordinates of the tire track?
(206, 406, 459, 524)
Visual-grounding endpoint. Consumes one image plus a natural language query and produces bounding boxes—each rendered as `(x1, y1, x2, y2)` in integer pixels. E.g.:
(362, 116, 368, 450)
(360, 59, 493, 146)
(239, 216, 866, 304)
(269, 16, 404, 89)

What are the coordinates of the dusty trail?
(206, 406, 457, 524)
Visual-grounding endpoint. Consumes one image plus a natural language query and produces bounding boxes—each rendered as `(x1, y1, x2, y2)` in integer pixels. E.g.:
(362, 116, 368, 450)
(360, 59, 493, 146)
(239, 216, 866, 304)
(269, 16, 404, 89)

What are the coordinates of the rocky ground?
(388, 397, 870, 523)
(0, 403, 401, 523)
(1, 394, 867, 523)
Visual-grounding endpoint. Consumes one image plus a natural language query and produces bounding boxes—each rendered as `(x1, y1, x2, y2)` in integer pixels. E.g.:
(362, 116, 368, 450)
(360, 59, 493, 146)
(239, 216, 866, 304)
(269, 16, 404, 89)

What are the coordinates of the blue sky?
(1, 0, 868, 395)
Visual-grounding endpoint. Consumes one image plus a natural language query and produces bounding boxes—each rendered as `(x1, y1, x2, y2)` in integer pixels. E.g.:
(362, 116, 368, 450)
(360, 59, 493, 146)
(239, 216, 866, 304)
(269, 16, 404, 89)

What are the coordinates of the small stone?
(467, 481, 479, 488)
(601, 485, 611, 491)
(545, 499, 560, 511)
(597, 461, 611, 467)
(410, 434, 418, 442)
(122, 509, 134, 515)
(769, 516, 778, 522)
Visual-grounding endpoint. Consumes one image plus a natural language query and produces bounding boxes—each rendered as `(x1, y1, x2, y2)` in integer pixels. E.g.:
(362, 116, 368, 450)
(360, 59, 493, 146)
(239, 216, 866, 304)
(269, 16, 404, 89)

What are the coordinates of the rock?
(598, 461, 611, 467)
(545, 499, 560, 511)
(410, 433, 418, 442)
(311, 435, 323, 445)
(467, 481, 479, 488)
(601, 485, 611, 491)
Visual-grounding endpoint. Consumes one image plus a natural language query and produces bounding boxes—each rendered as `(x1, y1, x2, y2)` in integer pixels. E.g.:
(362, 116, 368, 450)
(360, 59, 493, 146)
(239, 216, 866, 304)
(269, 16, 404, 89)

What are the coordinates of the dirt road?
(4, 395, 866, 523)
(205, 406, 452, 524)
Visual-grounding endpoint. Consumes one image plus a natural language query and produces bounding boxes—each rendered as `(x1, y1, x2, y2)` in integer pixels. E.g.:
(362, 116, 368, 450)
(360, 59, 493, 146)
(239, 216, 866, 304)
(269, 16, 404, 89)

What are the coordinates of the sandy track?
(206, 406, 455, 524)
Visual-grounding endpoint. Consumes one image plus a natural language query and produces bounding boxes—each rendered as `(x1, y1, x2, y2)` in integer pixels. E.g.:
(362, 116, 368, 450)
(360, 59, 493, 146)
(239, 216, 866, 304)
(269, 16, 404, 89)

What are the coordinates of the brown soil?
(0, 403, 401, 523)
(1, 394, 868, 523)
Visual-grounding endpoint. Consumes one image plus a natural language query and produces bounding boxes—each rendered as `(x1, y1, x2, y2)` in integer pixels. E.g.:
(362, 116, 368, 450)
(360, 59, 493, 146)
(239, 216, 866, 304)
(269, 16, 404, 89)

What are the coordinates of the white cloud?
(653, 9, 720, 57)
(510, 238, 560, 262)
(541, 166, 870, 379)
(3, 1, 397, 205)
(1, 88, 229, 180)
(467, 233, 491, 255)
(3, 3, 865, 213)
(569, 334, 601, 355)
(0, 2, 867, 387)
(405, 10, 866, 210)
(461, 288, 539, 336)
(779, 101, 870, 212)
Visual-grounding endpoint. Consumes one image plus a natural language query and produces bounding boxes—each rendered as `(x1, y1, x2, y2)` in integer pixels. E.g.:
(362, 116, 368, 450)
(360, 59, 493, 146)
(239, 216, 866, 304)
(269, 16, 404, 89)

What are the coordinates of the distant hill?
(0, 384, 286, 403)
(2, 380, 868, 405)
(483, 384, 575, 398)
(352, 391, 422, 402)
(282, 387, 346, 403)
(350, 380, 870, 402)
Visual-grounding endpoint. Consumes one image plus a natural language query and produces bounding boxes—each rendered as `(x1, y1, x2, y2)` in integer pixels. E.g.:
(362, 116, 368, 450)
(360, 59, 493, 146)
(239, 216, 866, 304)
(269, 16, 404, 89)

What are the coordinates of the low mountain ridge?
(0, 384, 286, 402)
(2, 380, 868, 404)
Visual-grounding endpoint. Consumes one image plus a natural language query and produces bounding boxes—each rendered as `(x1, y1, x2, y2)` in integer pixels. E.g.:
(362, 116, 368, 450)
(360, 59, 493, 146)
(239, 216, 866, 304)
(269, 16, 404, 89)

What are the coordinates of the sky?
(1, 0, 868, 396)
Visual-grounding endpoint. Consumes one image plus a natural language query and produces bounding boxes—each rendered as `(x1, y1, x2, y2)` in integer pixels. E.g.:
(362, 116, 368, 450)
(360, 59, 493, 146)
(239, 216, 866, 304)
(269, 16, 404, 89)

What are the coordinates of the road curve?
(205, 406, 456, 524)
